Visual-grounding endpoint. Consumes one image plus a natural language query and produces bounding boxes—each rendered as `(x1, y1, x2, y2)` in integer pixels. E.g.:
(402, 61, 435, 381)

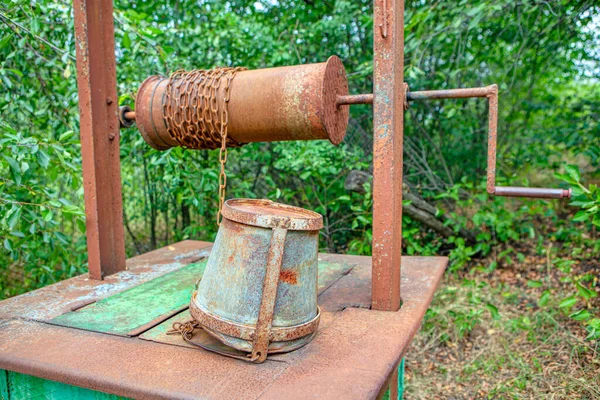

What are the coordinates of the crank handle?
(398, 84, 572, 200)
(336, 86, 573, 200)
(491, 186, 571, 199)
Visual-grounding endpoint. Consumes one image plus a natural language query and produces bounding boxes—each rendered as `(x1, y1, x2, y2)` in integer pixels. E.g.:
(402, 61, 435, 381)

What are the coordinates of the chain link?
(161, 67, 246, 224)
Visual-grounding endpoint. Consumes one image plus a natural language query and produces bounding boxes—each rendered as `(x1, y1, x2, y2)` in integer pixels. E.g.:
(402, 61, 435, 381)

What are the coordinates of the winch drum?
(134, 56, 349, 150)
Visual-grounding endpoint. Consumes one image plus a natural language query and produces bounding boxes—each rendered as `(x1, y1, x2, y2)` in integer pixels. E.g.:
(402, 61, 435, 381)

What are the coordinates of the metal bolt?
(108, 134, 115, 140)
(106, 97, 113, 105)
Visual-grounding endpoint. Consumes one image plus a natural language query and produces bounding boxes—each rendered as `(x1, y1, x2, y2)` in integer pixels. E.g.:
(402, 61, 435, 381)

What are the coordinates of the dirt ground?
(404, 245, 600, 399)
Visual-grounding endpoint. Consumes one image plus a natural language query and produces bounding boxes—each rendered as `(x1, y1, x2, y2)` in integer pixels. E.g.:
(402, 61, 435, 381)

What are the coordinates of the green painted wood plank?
(49, 261, 207, 336)
(1, 370, 129, 400)
(1, 370, 8, 400)
(49, 258, 350, 337)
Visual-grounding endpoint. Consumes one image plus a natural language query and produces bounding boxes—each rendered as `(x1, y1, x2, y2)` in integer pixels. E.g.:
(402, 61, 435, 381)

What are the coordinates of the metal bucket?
(190, 199, 323, 363)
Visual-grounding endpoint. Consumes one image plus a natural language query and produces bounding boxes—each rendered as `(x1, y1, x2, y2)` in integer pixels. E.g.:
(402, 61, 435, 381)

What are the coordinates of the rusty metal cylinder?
(135, 57, 349, 150)
(190, 199, 323, 358)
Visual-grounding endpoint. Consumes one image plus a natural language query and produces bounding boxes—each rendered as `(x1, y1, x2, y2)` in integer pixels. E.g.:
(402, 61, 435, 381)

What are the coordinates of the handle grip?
(492, 186, 571, 199)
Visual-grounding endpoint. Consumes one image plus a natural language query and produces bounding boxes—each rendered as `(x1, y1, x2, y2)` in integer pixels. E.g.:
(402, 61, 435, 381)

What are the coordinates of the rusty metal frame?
(73, 0, 126, 279)
(371, 0, 405, 313)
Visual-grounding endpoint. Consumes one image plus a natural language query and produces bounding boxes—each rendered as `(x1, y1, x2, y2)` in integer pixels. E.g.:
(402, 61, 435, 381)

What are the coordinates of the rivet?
(106, 97, 113, 105)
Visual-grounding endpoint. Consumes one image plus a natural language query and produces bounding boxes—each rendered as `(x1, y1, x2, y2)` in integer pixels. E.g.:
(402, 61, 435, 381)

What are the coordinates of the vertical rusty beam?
(372, 0, 405, 311)
(389, 368, 399, 399)
(73, 0, 126, 279)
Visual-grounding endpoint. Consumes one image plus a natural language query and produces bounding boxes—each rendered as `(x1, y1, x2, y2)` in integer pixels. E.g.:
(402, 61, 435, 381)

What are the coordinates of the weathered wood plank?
(49, 261, 206, 336)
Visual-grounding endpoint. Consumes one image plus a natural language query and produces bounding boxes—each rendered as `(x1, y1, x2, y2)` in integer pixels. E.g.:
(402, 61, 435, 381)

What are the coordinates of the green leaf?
(576, 282, 598, 300)
(4, 155, 20, 174)
(0, 34, 12, 50)
(572, 210, 590, 222)
(54, 231, 69, 244)
(299, 171, 311, 180)
(527, 280, 543, 288)
(7, 205, 21, 230)
(59, 131, 74, 141)
(76, 218, 87, 234)
(565, 165, 581, 184)
(43, 210, 53, 222)
(569, 309, 592, 321)
(37, 150, 50, 169)
(538, 291, 550, 307)
(123, 32, 132, 49)
(558, 296, 577, 309)
(486, 303, 500, 320)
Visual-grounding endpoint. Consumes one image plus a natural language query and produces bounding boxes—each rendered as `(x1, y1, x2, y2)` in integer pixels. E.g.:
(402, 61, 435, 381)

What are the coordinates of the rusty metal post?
(372, 0, 405, 312)
(389, 368, 399, 399)
(73, 0, 126, 279)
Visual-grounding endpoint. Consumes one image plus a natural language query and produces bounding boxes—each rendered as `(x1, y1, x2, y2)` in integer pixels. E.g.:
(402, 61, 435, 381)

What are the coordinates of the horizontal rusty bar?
(124, 111, 135, 120)
(493, 186, 572, 199)
(336, 85, 497, 107)
(406, 85, 496, 101)
(336, 94, 374, 106)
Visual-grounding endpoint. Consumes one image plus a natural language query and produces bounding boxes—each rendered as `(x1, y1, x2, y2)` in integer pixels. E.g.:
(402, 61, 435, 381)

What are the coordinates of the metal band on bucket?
(190, 292, 321, 343)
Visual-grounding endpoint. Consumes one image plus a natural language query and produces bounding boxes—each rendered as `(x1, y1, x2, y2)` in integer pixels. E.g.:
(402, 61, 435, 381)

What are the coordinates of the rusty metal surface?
(73, 0, 126, 280)
(486, 84, 499, 195)
(118, 105, 134, 128)
(0, 319, 288, 400)
(162, 68, 245, 151)
(134, 57, 349, 150)
(223, 199, 323, 230)
(371, 0, 405, 312)
(252, 226, 288, 362)
(406, 86, 494, 100)
(0, 240, 212, 321)
(124, 110, 136, 121)
(336, 93, 374, 106)
(135, 76, 176, 150)
(264, 256, 447, 397)
(0, 253, 447, 399)
(194, 200, 322, 359)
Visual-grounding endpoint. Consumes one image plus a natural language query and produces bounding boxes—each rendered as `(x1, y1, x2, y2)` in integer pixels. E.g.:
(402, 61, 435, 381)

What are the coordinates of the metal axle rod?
(335, 85, 497, 106)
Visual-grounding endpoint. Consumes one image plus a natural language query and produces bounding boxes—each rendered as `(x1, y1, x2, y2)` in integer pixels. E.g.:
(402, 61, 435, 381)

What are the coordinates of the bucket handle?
(251, 224, 289, 362)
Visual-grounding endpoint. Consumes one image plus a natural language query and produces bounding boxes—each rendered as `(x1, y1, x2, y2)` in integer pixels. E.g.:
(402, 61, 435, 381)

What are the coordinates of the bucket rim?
(222, 198, 323, 230)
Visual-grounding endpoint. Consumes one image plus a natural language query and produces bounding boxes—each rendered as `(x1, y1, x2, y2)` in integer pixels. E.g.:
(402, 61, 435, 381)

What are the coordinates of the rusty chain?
(167, 319, 260, 363)
(162, 67, 246, 224)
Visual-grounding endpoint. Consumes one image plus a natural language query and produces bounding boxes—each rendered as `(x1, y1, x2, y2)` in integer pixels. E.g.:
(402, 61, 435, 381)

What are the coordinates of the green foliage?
(557, 165, 600, 227)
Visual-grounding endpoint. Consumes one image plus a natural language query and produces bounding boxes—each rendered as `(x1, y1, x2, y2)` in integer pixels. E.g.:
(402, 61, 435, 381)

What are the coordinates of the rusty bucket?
(190, 199, 323, 363)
